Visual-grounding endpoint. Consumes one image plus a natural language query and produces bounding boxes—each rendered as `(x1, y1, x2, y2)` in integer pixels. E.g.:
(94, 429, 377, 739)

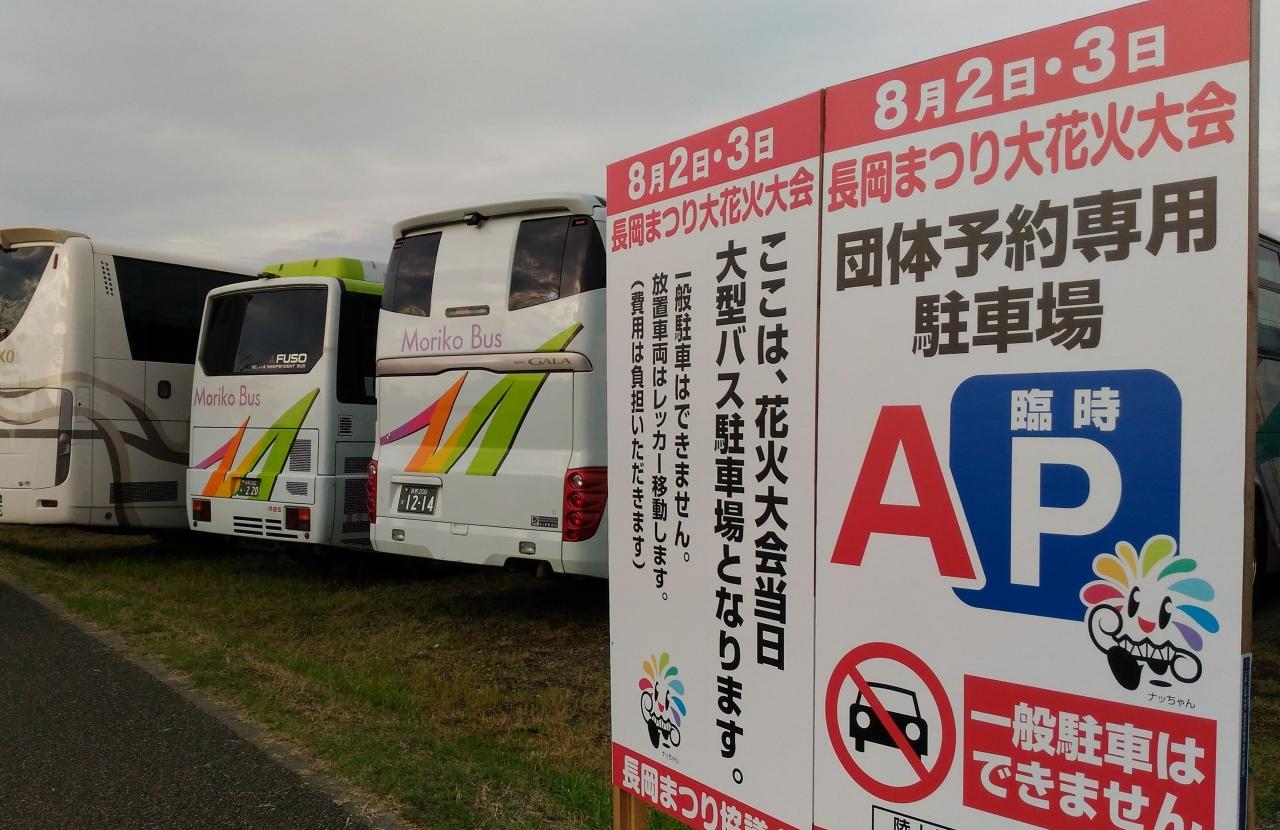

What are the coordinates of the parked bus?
(1254, 231, 1280, 589)
(187, 257, 382, 548)
(0, 227, 255, 528)
(369, 194, 608, 577)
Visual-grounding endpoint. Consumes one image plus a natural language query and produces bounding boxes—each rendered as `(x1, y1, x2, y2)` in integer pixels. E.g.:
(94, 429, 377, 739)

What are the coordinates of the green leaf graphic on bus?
(196, 388, 319, 500)
(379, 323, 582, 476)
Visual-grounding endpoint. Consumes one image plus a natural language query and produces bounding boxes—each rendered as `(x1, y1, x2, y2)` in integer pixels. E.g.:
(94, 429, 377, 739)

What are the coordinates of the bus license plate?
(237, 478, 261, 498)
(398, 484, 438, 515)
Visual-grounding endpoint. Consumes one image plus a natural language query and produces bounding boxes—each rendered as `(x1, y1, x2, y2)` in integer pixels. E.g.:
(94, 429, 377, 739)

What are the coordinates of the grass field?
(1254, 588, 1280, 829)
(0, 525, 1275, 829)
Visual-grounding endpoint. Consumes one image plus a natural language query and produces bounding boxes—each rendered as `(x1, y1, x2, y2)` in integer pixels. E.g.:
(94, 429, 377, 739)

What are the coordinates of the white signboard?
(813, 2, 1253, 830)
(607, 94, 821, 830)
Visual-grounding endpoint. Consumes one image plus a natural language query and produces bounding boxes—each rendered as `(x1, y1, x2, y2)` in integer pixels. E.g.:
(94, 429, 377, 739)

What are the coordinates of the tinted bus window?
(0, 245, 52, 341)
(116, 257, 245, 363)
(384, 233, 441, 318)
(201, 288, 327, 375)
(1260, 242, 1280, 286)
(509, 215, 604, 311)
(1261, 287, 1280, 359)
(1261, 243, 1280, 358)
(336, 290, 380, 404)
(510, 216, 569, 311)
(561, 216, 606, 297)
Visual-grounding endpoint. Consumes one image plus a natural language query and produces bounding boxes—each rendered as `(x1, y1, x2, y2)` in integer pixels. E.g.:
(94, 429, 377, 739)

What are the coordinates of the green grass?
(1254, 589, 1280, 828)
(0, 525, 1274, 829)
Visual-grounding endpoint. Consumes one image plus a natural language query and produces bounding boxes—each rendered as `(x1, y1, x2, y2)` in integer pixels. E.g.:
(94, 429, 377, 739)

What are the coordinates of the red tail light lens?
(285, 506, 311, 531)
(366, 459, 378, 524)
(192, 498, 211, 523)
(563, 467, 607, 542)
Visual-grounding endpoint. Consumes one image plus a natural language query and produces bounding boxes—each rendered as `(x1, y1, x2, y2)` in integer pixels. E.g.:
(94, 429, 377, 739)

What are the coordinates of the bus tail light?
(285, 506, 311, 532)
(563, 467, 607, 543)
(366, 460, 378, 523)
(55, 392, 73, 487)
(192, 498, 211, 523)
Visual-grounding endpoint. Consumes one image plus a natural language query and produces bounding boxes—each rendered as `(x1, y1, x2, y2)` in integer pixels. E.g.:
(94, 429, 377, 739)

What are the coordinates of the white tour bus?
(0, 227, 255, 528)
(370, 194, 609, 577)
(187, 257, 383, 548)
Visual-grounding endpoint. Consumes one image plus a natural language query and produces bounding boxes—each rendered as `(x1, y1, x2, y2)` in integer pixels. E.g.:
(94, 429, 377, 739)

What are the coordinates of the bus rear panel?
(187, 265, 380, 549)
(371, 195, 608, 577)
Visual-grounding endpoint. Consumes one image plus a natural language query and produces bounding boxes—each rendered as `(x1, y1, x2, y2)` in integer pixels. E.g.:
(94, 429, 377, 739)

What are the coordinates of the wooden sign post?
(612, 787, 648, 830)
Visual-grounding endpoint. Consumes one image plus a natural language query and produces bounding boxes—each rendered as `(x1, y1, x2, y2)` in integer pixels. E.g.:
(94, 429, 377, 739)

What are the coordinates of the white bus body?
(0, 228, 254, 528)
(370, 194, 609, 577)
(187, 260, 382, 548)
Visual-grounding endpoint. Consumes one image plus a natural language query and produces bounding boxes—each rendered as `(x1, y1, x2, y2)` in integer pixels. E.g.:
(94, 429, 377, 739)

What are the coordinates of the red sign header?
(607, 92, 822, 214)
(824, 0, 1249, 152)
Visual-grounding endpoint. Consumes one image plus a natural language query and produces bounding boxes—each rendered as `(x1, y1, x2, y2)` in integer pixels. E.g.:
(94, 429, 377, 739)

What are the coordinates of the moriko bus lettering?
(400, 323, 504, 353)
(380, 323, 581, 476)
(194, 385, 262, 408)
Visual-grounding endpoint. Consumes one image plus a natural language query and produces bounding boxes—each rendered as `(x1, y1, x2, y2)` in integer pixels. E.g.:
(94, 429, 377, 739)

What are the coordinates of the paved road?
(0, 581, 374, 830)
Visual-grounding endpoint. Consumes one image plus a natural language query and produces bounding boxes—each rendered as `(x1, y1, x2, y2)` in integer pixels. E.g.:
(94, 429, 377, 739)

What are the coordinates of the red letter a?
(831, 405, 975, 580)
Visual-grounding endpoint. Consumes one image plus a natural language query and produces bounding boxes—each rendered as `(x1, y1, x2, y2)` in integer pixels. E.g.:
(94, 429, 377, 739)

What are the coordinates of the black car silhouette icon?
(848, 682, 929, 758)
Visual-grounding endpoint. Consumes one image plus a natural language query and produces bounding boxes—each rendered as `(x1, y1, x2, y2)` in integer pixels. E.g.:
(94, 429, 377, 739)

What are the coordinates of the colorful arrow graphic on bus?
(379, 323, 582, 476)
(196, 388, 319, 499)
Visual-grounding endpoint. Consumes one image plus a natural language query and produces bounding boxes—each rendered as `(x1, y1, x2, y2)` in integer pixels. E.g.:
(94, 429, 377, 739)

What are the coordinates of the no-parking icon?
(824, 642, 955, 803)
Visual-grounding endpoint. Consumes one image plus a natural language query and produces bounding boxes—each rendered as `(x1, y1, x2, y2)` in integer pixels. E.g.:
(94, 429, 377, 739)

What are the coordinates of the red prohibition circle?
(824, 641, 956, 803)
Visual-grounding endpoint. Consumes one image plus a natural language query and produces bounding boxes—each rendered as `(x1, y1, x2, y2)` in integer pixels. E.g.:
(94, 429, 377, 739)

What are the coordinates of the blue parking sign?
(950, 370, 1182, 621)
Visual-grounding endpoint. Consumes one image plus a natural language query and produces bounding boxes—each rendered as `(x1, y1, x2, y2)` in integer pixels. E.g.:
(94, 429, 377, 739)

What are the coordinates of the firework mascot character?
(639, 653, 686, 749)
(1080, 535, 1220, 691)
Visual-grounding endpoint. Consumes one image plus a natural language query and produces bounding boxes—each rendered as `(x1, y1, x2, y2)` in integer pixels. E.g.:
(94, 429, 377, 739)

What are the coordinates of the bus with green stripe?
(370, 195, 609, 578)
(187, 257, 383, 549)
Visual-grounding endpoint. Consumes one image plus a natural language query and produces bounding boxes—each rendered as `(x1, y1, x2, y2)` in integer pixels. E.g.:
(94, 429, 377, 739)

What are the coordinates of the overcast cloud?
(0, 0, 1275, 266)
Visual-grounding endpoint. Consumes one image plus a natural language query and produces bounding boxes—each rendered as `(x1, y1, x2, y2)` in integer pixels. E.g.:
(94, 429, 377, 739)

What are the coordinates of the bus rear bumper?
(0, 488, 92, 525)
(371, 516, 574, 572)
(187, 478, 336, 546)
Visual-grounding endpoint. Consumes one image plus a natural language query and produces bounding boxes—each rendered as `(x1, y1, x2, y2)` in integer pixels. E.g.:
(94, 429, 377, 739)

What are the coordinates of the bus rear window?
(509, 215, 604, 311)
(200, 287, 327, 375)
(383, 232, 441, 317)
(0, 245, 53, 341)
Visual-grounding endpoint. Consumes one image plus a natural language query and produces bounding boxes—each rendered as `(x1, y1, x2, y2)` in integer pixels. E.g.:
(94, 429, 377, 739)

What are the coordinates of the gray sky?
(0, 0, 1275, 266)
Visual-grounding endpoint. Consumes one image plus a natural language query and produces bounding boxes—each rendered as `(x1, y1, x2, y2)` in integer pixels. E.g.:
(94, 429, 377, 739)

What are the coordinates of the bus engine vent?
(232, 515, 294, 539)
(344, 456, 371, 474)
(338, 416, 354, 436)
(287, 439, 312, 472)
(109, 480, 178, 504)
(100, 260, 115, 296)
(285, 481, 309, 497)
(342, 478, 371, 544)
